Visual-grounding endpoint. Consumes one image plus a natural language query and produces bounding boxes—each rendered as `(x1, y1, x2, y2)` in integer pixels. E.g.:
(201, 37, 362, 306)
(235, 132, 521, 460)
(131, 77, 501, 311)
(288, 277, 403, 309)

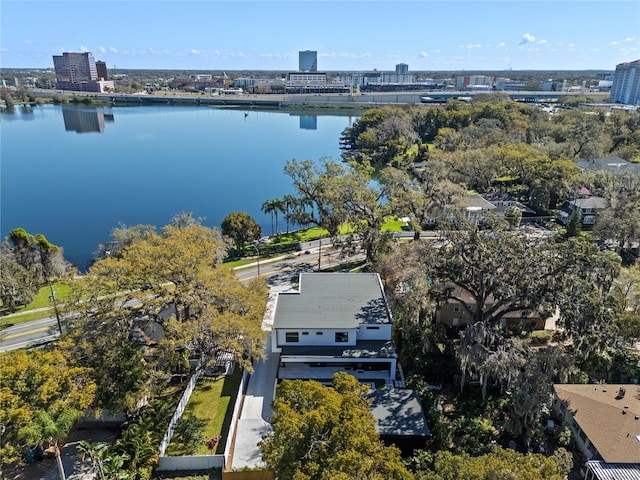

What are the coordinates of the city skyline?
(2, 1, 639, 72)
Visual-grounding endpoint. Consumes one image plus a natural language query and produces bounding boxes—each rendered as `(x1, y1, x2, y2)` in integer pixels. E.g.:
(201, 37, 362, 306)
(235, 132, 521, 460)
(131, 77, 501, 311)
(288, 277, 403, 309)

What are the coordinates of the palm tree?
(261, 199, 278, 237)
(282, 194, 298, 234)
(18, 408, 81, 480)
(271, 198, 285, 236)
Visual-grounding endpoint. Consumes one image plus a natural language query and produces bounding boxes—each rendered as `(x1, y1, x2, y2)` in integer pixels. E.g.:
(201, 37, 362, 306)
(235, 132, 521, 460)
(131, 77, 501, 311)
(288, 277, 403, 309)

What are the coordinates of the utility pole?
(48, 278, 63, 335)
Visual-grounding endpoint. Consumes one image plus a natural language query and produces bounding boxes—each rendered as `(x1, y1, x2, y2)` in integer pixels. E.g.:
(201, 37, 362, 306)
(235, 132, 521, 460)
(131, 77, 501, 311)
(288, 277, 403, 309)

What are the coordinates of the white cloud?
(0, 47, 8, 53)
(419, 51, 429, 58)
(434, 49, 441, 54)
(610, 40, 621, 46)
(148, 48, 162, 56)
(497, 42, 506, 47)
(518, 33, 535, 45)
(24, 40, 32, 45)
(80, 45, 89, 52)
(625, 37, 635, 42)
(537, 39, 548, 45)
(109, 46, 118, 53)
(466, 43, 482, 49)
(98, 46, 106, 54)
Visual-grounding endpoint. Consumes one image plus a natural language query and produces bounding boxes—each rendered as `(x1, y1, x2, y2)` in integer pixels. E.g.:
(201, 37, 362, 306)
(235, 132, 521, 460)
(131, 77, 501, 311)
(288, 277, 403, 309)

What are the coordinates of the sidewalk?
(230, 284, 291, 469)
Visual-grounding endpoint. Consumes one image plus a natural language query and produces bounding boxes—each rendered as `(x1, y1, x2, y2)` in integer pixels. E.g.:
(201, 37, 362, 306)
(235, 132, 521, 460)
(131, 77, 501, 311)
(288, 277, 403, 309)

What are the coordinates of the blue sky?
(2, 1, 639, 71)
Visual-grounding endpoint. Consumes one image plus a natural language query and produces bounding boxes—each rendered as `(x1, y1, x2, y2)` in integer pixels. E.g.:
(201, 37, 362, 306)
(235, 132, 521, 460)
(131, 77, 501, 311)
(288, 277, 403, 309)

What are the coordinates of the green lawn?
(0, 283, 72, 325)
(166, 367, 243, 456)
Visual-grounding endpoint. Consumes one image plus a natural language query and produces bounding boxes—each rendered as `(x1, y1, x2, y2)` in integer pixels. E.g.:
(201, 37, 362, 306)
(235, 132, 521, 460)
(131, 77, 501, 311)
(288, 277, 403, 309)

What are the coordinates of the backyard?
(166, 367, 243, 456)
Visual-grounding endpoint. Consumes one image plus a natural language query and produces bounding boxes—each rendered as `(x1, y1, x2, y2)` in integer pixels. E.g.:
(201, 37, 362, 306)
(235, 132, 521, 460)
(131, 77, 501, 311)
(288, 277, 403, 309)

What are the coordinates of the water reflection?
(62, 107, 114, 133)
(299, 115, 318, 130)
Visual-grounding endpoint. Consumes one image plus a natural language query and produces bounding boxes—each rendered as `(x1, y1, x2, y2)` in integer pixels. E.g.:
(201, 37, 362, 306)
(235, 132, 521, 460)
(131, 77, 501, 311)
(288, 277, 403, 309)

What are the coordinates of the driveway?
(230, 285, 290, 469)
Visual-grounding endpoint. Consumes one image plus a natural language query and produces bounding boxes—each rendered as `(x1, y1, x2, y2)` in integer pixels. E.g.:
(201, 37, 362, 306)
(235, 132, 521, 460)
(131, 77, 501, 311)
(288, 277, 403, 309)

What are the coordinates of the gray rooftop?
(368, 389, 430, 437)
(571, 196, 608, 209)
(273, 273, 391, 329)
(577, 156, 640, 174)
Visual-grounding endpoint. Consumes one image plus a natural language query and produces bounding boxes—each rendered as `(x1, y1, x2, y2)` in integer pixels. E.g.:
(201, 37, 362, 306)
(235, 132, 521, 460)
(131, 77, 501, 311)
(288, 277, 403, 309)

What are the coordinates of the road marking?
(3, 326, 52, 340)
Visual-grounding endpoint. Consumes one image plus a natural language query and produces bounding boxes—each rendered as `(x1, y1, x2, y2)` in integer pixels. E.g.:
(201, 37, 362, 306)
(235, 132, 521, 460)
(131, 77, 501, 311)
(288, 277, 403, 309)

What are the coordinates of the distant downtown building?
(299, 50, 317, 72)
(610, 60, 640, 105)
(53, 52, 114, 92)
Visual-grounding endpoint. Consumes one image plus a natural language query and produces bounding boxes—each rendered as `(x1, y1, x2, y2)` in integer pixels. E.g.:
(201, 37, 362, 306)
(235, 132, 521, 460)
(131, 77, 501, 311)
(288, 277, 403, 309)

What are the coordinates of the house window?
(335, 332, 348, 343)
(302, 332, 309, 335)
(315, 331, 323, 335)
(285, 332, 299, 343)
(453, 303, 461, 313)
(366, 326, 380, 330)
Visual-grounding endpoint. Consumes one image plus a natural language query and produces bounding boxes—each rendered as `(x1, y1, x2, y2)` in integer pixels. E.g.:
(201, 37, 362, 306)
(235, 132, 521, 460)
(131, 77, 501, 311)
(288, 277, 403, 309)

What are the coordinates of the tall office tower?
(610, 60, 640, 105)
(395, 63, 409, 75)
(95, 60, 109, 80)
(53, 52, 99, 91)
(299, 50, 318, 72)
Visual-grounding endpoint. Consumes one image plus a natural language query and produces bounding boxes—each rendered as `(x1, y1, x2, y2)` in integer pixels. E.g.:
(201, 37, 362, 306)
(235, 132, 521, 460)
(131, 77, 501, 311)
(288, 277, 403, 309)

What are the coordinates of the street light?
(251, 243, 260, 277)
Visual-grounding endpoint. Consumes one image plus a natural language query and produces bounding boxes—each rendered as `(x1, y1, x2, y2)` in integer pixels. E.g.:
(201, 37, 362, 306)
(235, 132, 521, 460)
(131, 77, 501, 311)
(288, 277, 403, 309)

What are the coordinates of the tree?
(284, 158, 391, 262)
(413, 447, 564, 480)
(0, 348, 96, 467)
(221, 211, 262, 253)
(0, 245, 38, 311)
(261, 198, 279, 237)
(565, 209, 582, 238)
(260, 372, 412, 480)
(503, 205, 522, 230)
(173, 414, 206, 453)
(60, 222, 267, 413)
(381, 161, 465, 240)
(7, 228, 67, 282)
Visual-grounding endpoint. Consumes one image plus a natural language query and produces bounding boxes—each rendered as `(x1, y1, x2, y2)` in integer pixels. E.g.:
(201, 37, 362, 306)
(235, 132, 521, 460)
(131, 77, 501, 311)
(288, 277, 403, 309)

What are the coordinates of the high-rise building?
(395, 63, 409, 75)
(299, 50, 317, 72)
(95, 60, 108, 80)
(53, 52, 98, 91)
(610, 60, 640, 105)
(53, 52, 114, 92)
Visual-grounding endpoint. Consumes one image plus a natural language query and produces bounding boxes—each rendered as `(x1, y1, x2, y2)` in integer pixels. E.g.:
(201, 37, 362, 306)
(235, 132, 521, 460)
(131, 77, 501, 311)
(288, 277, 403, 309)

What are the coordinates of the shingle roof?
(571, 196, 608, 209)
(576, 156, 640, 174)
(273, 273, 391, 329)
(554, 384, 640, 463)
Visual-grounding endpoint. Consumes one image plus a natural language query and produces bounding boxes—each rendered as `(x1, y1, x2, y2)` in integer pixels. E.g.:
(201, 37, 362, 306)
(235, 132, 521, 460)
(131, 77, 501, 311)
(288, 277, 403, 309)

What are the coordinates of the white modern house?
(271, 273, 398, 384)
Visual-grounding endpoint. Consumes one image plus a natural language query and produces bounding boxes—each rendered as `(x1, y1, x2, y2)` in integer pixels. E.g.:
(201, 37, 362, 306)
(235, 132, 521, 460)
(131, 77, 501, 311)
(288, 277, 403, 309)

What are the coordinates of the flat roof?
(554, 384, 640, 463)
(367, 389, 430, 437)
(273, 273, 391, 329)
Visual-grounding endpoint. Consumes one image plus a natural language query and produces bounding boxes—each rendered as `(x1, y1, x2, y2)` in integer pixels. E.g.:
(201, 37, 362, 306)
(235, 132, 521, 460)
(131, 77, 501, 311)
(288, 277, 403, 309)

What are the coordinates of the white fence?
(157, 454, 224, 471)
(158, 367, 203, 457)
(155, 365, 249, 472)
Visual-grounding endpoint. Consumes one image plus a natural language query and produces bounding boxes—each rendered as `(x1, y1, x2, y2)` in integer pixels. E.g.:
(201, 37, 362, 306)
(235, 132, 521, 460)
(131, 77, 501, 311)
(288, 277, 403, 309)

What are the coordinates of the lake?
(1, 104, 357, 269)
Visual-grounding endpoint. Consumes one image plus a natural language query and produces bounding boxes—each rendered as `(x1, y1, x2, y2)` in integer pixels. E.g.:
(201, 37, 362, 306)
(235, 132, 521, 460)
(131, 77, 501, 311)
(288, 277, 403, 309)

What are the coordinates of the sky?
(1, 1, 639, 72)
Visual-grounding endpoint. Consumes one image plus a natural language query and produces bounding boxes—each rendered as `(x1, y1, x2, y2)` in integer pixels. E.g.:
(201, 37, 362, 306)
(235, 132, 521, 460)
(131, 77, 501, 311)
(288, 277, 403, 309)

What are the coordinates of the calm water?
(1, 104, 356, 269)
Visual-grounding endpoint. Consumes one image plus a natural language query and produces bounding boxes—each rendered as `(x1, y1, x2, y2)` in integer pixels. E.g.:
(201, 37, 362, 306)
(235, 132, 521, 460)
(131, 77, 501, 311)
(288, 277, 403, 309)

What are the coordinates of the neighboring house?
(423, 193, 497, 227)
(553, 384, 640, 476)
(271, 273, 398, 384)
(271, 272, 430, 453)
(577, 156, 640, 175)
(480, 192, 536, 217)
(556, 195, 608, 227)
(435, 286, 548, 330)
(130, 319, 166, 359)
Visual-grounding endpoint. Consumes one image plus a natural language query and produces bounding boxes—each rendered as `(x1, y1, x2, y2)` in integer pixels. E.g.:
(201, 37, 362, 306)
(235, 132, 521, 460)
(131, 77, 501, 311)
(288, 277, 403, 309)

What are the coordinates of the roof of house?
(367, 388, 430, 437)
(130, 319, 165, 346)
(570, 196, 608, 209)
(554, 384, 640, 463)
(280, 340, 397, 359)
(462, 194, 497, 211)
(586, 461, 640, 480)
(576, 156, 640, 174)
(273, 273, 391, 329)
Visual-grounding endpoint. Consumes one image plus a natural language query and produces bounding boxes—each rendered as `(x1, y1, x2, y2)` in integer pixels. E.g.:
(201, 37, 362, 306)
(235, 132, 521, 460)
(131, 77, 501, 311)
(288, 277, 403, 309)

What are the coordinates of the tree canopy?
(260, 372, 412, 480)
(60, 221, 267, 414)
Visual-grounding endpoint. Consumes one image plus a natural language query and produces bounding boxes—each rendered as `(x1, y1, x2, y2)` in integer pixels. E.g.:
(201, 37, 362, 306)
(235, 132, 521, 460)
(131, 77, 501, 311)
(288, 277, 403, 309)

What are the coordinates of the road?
(0, 246, 364, 352)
